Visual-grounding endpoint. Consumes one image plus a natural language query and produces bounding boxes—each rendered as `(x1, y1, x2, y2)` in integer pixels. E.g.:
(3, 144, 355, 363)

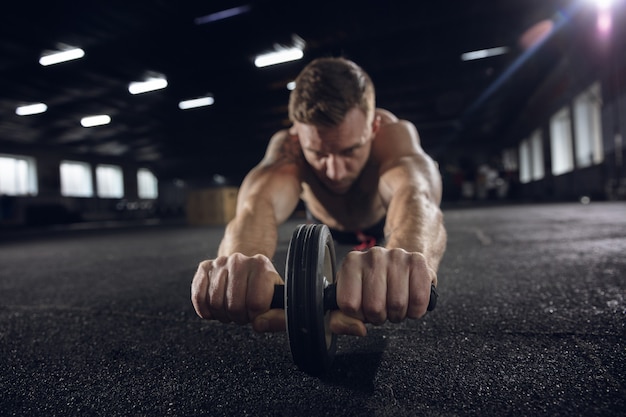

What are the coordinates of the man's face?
(295, 107, 379, 194)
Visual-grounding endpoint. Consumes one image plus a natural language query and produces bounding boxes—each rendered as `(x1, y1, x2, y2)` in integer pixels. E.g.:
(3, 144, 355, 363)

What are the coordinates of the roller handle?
(270, 283, 438, 312)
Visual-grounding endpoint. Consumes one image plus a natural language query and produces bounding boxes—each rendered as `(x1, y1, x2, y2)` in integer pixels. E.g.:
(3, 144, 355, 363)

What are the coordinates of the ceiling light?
(128, 77, 168, 95)
(39, 47, 85, 66)
(81, 115, 111, 128)
(254, 35, 305, 68)
(178, 96, 215, 110)
(194, 5, 252, 25)
(16, 103, 48, 116)
(255, 48, 304, 68)
(461, 46, 509, 61)
(590, 0, 613, 10)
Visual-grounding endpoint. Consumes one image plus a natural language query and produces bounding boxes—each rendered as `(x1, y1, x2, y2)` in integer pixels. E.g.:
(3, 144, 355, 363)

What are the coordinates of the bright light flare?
(593, 0, 614, 10)
(519, 20, 554, 50)
(597, 10, 613, 32)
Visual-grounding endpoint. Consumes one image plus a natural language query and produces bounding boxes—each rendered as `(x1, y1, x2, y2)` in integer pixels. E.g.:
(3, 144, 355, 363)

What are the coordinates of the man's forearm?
(218, 205, 279, 258)
(384, 187, 447, 271)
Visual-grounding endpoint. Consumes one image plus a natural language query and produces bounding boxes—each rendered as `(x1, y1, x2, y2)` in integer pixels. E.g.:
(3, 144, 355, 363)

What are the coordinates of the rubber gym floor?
(1, 202, 624, 417)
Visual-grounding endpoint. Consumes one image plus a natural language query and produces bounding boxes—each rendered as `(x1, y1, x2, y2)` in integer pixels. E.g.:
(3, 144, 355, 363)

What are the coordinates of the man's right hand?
(191, 253, 285, 333)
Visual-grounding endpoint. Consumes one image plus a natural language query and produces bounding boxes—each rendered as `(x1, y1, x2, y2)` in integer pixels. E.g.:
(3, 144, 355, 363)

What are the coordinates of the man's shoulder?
(375, 108, 400, 124)
(375, 109, 418, 139)
(372, 112, 421, 162)
(267, 128, 296, 147)
(261, 129, 302, 165)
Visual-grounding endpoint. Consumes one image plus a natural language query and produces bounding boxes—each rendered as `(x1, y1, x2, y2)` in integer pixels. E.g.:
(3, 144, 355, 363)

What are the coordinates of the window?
(519, 139, 531, 184)
(550, 107, 574, 176)
(60, 161, 94, 197)
(96, 164, 124, 198)
(502, 148, 518, 172)
(519, 130, 547, 183)
(0, 154, 38, 196)
(530, 130, 545, 181)
(573, 82, 603, 168)
(137, 168, 158, 199)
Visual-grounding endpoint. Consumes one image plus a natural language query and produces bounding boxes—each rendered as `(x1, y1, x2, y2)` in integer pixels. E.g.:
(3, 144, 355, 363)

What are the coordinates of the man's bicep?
(237, 164, 302, 224)
(236, 129, 303, 221)
(379, 154, 442, 207)
(267, 167, 302, 223)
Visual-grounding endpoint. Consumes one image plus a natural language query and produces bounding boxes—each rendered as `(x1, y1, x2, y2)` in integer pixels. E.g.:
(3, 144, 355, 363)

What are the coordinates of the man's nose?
(326, 154, 346, 181)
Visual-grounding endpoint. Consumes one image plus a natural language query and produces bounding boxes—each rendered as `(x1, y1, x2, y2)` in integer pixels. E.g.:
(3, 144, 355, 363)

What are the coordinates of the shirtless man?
(191, 57, 446, 337)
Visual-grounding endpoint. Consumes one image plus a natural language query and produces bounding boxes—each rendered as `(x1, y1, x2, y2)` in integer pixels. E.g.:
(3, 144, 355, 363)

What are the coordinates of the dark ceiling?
(0, 0, 621, 182)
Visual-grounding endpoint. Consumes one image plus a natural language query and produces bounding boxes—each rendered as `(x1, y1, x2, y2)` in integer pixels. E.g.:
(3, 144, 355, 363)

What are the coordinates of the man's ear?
(371, 114, 381, 136)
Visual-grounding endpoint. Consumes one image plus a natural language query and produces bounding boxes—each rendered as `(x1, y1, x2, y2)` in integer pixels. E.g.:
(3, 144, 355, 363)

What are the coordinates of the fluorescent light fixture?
(81, 115, 111, 128)
(39, 47, 85, 66)
(16, 103, 48, 116)
(255, 48, 304, 68)
(194, 5, 252, 25)
(255, 35, 305, 68)
(461, 46, 509, 61)
(287, 81, 296, 91)
(128, 77, 168, 95)
(178, 96, 215, 110)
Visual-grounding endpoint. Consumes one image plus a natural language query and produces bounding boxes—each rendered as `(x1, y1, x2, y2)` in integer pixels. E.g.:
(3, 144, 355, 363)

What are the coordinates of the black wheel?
(285, 224, 337, 375)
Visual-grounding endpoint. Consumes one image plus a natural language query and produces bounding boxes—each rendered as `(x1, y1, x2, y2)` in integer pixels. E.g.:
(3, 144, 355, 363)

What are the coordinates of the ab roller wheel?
(271, 224, 438, 376)
(285, 224, 338, 376)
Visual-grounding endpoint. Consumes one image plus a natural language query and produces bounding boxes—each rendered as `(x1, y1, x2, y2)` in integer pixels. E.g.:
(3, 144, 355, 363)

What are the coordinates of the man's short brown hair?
(288, 57, 375, 127)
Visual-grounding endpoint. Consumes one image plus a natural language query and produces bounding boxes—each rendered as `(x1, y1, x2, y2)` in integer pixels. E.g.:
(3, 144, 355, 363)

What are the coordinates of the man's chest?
(300, 176, 386, 231)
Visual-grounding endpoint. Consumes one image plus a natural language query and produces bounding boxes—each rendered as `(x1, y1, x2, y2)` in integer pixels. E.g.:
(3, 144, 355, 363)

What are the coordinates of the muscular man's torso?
(299, 159, 386, 232)
(274, 109, 406, 233)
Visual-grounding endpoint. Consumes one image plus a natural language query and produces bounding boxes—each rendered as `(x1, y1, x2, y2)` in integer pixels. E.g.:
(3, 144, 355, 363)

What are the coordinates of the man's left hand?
(330, 247, 437, 336)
